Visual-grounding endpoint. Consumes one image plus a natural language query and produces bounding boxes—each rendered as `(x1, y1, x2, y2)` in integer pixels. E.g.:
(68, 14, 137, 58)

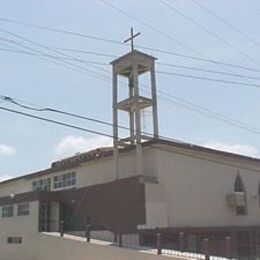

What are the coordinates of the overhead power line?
(1, 33, 260, 135)
(156, 90, 260, 135)
(1, 16, 260, 73)
(0, 106, 117, 139)
(0, 32, 111, 82)
(0, 47, 109, 66)
(55, 47, 117, 58)
(0, 95, 183, 143)
(0, 95, 130, 132)
(1, 29, 260, 136)
(158, 0, 260, 67)
(0, 17, 123, 46)
(157, 70, 260, 89)
(0, 28, 111, 76)
(59, 44, 260, 74)
(2, 93, 260, 137)
(0, 37, 102, 78)
(3, 41, 260, 89)
(99, 0, 202, 56)
(192, 0, 260, 50)
(158, 62, 260, 81)
(3, 45, 260, 83)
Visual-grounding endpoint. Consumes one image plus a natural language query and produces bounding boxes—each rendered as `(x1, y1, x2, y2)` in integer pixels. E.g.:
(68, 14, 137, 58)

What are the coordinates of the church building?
(0, 47, 260, 260)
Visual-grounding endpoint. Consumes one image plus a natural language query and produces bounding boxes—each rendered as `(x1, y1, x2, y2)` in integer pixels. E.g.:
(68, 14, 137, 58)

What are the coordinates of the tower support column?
(112, 67, 119, 179)
(110, 49, 159, 180)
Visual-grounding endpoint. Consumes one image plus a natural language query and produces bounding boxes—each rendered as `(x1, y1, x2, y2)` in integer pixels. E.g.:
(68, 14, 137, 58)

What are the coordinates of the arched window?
(234, 174, 246, 215)
(235, 174, 244, 192)
(258, 183, 260, 207)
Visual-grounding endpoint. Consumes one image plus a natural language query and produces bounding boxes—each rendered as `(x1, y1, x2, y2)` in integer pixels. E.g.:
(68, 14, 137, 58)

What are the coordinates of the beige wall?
(2, 143, 260, 233)
(0, 179, 31, 198)
(146, 145, 260, 228)
(0, 201, 39, 260)
(37, 233, 179, 260)
(0, 147, 156, 198)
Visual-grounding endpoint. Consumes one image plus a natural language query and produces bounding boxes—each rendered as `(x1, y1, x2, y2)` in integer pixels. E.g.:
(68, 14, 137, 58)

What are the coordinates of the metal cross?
(123, 28, 141, 51)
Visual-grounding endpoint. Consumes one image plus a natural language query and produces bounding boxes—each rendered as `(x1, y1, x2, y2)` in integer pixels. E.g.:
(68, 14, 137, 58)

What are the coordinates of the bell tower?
(110, 30, 159, 179)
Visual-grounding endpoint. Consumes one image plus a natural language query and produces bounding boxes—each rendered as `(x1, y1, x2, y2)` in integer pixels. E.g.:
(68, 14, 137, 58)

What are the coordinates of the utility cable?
(2, 93, 260, 137)
(0, 35, 111, 82)
(0, 28, 111, 76)
(0, 106, 117, 140)
(0, 47, 109, 66)
(158, 0, 260, 67)
(99, 0, 202, 56)
(1, 16, 260, 73)
(158, 62, 260, 81)
(192, 0, 260, 50)
(157, 70, 260, 89)
(2, 43, 260, 89)
(3, 45, 260, 83)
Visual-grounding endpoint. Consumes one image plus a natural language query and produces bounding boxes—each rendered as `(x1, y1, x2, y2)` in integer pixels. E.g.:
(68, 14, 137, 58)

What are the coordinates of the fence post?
(114, 232, 118, 243)
(157, 233, 162, 255)
(179, 232, 185, 252)
(204, 238, 210, 260)
(60, 220, 64, 237)
(118, 231, 122, 247)
(225, 236, 232, 259)
(85, 223, 91, 242)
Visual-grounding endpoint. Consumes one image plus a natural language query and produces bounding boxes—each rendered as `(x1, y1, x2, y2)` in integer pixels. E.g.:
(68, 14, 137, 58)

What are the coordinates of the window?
(17, 203, 30, 216)
(32, 178, 51, 191)
(235, 174, 244, 192)
(7, 237, 22, 244)
(53, 172, 76, 189)
(258, 183, 260, 207)
(2, 205, 14, 218)
(234, 174, 247, 215)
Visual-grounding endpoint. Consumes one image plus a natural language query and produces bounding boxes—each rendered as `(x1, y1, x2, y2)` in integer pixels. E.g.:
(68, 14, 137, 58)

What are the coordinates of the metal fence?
(57, 221, 254, 259)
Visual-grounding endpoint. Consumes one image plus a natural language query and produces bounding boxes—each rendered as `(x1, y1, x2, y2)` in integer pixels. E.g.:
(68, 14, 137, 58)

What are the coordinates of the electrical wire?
(0, 39, 260, 88)
(0, 28, 111, 77)
(2, 36, 260, 137)
(0, 95, 130, 132)
(192, 0, 260, 50)
(0, 47, 109, 66)
(1, 29, 260, 135)
(99, 0, 202, 57)
(0, 106, 117, 140)
(1, 16, 260, 73)
(157, 62, 260, 81)
(158, 0, 260, 67)
(2, 92, 260, 137)
(55, 48, 117, 58)
(156, 91, 260, 135)
(157, 70, 260, 89)
(0, 95, 164, 140)
(0, 35, 111, 82)
(4, 45, 260, 84)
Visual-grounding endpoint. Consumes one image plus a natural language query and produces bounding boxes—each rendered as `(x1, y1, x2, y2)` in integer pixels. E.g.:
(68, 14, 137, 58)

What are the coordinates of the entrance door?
(39, 202, 51, 232)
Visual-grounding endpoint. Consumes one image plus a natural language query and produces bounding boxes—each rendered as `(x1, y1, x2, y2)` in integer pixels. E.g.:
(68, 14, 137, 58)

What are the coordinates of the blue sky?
(1, 0, 260, 180)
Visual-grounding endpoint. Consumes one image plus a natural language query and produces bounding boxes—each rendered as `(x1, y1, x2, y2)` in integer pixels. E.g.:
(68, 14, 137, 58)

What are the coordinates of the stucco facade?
(145, 144, 260, 228)
(1, 140, 260, 259)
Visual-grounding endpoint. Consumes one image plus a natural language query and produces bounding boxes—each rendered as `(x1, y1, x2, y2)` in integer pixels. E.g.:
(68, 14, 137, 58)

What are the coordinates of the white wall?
(0, 147, 156, 198)
(0, 179, 32, 198)
(148, 146, 260, 228)
(0, 201, 39, 260)
(37, 233, 179, 260)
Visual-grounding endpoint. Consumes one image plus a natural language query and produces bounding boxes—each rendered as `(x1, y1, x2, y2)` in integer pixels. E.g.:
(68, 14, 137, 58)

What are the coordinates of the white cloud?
(0, 144, 15, 157)
(54, 135, 113, 160)
(204, 141, 259, 158)
(0, 174, 12, 182)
